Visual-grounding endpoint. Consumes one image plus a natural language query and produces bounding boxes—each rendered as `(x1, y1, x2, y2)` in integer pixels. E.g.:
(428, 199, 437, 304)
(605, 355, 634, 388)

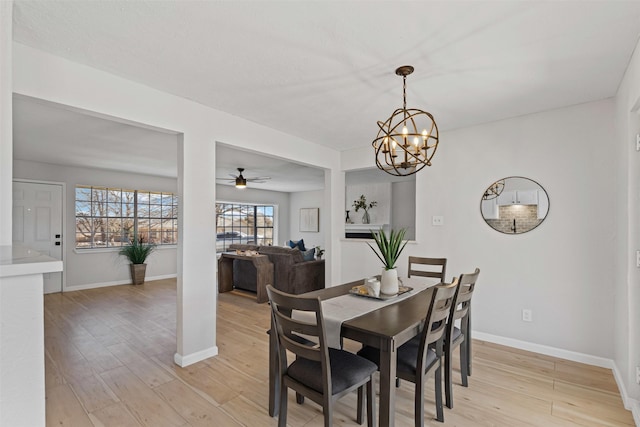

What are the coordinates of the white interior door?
(12, 181, 63, 294)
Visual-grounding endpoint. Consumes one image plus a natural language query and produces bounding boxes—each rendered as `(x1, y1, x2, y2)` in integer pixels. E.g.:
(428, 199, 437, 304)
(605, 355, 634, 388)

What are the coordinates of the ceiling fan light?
(235, 176, 247, 188)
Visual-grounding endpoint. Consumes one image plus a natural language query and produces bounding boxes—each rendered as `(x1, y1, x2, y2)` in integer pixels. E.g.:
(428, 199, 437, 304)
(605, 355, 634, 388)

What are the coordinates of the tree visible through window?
(75, 185, 178, 249)
(216, 203, 274, 252)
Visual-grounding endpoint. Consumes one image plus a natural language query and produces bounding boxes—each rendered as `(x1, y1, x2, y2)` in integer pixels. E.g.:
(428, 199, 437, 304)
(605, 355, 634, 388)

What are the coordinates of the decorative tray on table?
(349, 285, 413, 301)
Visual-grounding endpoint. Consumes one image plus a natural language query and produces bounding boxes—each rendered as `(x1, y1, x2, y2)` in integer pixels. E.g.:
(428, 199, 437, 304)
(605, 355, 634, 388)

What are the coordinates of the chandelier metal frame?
(482, 179, 506, 200)
(373, 65, 439, 176)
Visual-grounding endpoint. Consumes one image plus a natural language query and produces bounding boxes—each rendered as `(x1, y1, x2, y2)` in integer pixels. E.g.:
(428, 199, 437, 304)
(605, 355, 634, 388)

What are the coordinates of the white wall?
(614, 34, 640, 418)
(289, 190, 325, 250)
(0, 2, 12, 245)
(13, 159, 178, 290)
(391, 180, 416, 240)
(342, 99, 617, 361)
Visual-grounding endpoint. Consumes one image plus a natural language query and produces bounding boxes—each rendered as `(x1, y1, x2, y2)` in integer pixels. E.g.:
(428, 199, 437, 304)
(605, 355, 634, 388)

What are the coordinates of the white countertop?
(0, 245, 63, 278)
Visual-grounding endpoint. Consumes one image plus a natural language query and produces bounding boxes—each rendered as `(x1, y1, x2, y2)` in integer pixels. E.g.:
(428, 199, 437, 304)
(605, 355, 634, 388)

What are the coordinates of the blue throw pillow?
(302, 248, 315, 261)
(288, 239, 306, 252)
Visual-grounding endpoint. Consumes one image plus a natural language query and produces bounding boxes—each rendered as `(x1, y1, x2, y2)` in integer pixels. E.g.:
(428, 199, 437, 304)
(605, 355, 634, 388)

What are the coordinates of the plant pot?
(362, 210, 370, 224)
(130, 263, 147, 285)
(380, 268, 399, 295)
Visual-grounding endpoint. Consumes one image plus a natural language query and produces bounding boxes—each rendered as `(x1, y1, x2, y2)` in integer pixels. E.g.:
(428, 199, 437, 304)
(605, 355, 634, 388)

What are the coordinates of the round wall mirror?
(480, 176, 549, 234)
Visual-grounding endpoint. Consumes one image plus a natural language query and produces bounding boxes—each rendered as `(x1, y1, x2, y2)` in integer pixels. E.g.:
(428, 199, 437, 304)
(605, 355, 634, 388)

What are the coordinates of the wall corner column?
(0, 1, 13, 245)
(174, 132, 218, 366)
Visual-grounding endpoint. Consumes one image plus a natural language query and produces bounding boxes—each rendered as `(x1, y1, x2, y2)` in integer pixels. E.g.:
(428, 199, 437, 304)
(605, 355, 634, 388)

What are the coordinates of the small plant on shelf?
(352, 194, 377, 224)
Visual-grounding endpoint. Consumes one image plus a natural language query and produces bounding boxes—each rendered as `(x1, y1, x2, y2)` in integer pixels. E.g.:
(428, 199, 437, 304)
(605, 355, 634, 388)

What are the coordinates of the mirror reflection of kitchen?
(480, 176, 549, 234)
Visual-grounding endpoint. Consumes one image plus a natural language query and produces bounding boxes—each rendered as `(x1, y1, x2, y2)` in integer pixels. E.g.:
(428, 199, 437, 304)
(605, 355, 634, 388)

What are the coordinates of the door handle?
(55, 242, 61, 246)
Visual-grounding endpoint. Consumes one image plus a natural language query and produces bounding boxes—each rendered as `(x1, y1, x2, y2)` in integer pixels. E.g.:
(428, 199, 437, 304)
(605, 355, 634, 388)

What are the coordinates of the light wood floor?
(44, 279, 634, 426)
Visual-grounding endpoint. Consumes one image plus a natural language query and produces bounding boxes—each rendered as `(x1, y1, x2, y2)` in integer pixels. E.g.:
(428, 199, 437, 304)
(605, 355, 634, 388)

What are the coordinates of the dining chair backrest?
(450, 268, 480, 325)
(408, 256, 447, 282)
(267, 285, 329, 380)
(416, 277, 460, 362)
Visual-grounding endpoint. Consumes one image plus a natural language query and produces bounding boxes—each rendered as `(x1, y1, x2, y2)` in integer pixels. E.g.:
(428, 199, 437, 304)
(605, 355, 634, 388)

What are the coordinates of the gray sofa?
(227, 244, 325, 294)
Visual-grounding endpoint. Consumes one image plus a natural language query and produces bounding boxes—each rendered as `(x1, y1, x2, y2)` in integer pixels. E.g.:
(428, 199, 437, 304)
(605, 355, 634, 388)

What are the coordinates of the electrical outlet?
(636, 367, 640, 384)
(432, 216, 444, 226)
(522, 309, 533, 322)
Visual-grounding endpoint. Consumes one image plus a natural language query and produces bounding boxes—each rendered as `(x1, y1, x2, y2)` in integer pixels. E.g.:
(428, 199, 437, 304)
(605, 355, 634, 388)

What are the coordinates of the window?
(216, 203, 274, 252)
(75, 185, 178, 249)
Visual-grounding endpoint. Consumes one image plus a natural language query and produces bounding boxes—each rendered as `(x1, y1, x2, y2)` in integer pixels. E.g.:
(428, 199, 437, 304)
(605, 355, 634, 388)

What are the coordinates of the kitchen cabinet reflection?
(480, 176, 549, 234)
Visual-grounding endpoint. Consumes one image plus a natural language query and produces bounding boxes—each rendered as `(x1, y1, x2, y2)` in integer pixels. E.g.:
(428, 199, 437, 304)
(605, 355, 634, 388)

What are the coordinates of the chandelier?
(482, 179, 505, 200)
(373, 66, 439, 176)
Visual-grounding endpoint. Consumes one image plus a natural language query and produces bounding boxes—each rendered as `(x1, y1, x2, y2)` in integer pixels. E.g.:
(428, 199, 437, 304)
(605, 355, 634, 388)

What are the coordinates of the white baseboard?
(475, 331, 639, 425)
(611, 360, 640, 423)
(63, 274, 177, 292)
(473, 331, 613, 368)
(174, 346, 218, 367)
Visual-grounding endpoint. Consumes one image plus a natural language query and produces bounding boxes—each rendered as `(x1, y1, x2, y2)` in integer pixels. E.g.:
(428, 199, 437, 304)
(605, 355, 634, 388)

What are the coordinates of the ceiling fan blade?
(246, 176, 271, 181)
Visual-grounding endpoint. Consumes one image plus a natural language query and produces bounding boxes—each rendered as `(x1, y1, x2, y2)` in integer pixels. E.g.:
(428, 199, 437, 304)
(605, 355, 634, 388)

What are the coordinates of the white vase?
(380, 268, 399, 295)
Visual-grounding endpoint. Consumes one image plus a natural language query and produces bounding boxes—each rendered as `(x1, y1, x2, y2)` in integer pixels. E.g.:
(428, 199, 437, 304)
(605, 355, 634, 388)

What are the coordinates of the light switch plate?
(637, 134, 640, 151)
(637, 250, 640, 268)
(432, 216, 444, 226)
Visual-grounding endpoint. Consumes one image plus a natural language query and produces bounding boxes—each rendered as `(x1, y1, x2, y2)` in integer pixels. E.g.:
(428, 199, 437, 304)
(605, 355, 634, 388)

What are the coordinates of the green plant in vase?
(367, 228, 408, 294)
(353, 194, 377, 224)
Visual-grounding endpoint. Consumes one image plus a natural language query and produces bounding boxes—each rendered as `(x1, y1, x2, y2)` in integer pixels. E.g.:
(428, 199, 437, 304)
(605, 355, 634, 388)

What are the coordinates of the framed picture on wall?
(299, 208, 319, 232)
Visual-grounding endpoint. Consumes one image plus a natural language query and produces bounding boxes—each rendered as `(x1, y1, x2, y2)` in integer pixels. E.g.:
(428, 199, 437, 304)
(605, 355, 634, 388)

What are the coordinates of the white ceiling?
(13, 95, 327, 192)
(10, 1, 640, 190)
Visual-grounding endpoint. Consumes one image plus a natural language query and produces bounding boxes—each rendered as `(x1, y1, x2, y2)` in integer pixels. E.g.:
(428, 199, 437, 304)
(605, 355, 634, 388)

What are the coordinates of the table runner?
(321, 278, 435, 348)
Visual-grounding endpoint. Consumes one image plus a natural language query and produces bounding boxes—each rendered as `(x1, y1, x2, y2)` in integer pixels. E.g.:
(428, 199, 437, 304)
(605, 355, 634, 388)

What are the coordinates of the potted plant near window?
(119, 234, 156, 285)
(367, 228, 408, 295)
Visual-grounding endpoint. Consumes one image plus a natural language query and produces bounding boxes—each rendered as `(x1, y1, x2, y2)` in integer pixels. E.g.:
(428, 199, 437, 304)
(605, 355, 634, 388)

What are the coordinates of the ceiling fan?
(218, 168, 271, 189)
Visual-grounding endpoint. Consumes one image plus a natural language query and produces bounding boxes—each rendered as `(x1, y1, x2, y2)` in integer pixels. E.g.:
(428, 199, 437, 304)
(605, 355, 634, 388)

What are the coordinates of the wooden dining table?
(268, 277, 438, 427)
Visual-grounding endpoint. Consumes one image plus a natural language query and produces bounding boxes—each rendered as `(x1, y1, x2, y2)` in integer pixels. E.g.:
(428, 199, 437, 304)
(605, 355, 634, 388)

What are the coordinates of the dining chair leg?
(278, 382, 288, 427)
(357, 385, 364, 424)
(434, 362, 444, 422)
(367, 377, 376, 427)
(460, 339, 469, 387)
(414, 377, 425, 427)
(445, 347, 454, 409)
(467, 311, 473, 376)
(324, 402, 333, 427)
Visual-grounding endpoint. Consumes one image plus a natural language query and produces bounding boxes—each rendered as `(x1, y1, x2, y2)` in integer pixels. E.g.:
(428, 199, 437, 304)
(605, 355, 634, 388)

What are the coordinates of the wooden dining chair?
(267, 285, 377, 427)
(444, 268, 480, 409)
(358, 278, 459, 426)
(408, 256, 447, 282)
